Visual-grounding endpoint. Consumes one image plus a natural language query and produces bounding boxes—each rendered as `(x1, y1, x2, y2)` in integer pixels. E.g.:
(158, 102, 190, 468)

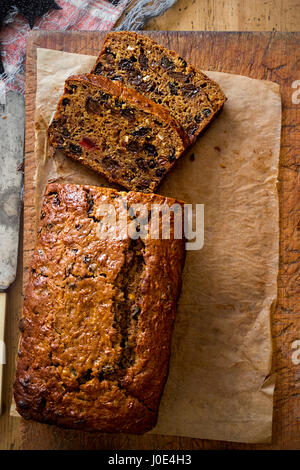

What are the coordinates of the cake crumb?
(17, 162, 24, 172)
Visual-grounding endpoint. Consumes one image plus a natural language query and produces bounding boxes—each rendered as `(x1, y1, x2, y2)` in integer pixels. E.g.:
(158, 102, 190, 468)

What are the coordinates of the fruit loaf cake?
(14, 183, 186, 433)
(48, 74, 189, 193)
(91, 31, 227, 144)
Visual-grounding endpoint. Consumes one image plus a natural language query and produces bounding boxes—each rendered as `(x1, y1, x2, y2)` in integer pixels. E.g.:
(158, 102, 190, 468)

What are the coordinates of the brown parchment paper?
(18, 48, 282, 443)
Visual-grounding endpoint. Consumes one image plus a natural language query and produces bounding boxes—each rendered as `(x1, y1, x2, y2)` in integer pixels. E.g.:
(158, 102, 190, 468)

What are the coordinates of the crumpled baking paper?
(18, 48, 282, 443)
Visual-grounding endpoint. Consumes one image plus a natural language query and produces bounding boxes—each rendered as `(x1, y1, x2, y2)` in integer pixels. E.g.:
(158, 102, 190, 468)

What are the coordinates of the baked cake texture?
(48, 74, 189, 193)
(14, 183, 186, 433)
(92, 31, 226, 144)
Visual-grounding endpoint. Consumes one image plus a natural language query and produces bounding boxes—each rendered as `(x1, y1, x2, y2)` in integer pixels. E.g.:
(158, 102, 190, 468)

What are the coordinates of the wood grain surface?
(145, 0, 300, 32)
(1, 30, 300, 450)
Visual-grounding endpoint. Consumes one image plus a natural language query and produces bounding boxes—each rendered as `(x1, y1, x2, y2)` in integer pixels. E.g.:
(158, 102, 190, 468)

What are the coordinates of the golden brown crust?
(14, 183, 186, 433)
(92, 31, 227, 144)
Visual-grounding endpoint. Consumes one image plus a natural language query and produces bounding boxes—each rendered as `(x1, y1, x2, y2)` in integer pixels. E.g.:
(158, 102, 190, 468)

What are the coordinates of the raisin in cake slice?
(91, 31, 227, 144)
(48, 74, 189, 193)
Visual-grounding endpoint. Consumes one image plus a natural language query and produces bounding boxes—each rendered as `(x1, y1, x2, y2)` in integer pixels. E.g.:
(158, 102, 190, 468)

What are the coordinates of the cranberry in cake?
(92, 32, 226, 144)
(48, 74, 189, 193)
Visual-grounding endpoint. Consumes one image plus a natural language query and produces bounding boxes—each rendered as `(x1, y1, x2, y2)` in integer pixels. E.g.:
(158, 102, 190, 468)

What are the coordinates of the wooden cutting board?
(21, 31, 300, 449)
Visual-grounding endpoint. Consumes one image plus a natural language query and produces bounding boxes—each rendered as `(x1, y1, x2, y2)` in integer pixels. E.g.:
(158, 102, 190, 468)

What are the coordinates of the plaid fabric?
(0, 0, 128, 94)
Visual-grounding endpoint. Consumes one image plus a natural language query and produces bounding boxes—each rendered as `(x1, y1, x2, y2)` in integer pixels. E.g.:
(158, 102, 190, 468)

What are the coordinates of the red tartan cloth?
(0, 0, 127, 94)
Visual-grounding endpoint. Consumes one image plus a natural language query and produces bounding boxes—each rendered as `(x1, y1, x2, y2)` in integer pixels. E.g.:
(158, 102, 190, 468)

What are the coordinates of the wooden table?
(1, 30, 299, 450)
(145, 0, 300, 32)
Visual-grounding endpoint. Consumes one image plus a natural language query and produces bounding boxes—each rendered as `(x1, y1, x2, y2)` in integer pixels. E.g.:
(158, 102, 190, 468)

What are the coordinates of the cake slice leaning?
(48, 74, 189, 193)
(91, 31, 227, 144)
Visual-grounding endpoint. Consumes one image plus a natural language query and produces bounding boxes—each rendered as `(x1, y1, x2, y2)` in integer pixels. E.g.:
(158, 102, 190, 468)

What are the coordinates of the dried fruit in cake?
(14, 183, 186, 433)
(91, 32, 227, 144)
(48, 74, 189, 193)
